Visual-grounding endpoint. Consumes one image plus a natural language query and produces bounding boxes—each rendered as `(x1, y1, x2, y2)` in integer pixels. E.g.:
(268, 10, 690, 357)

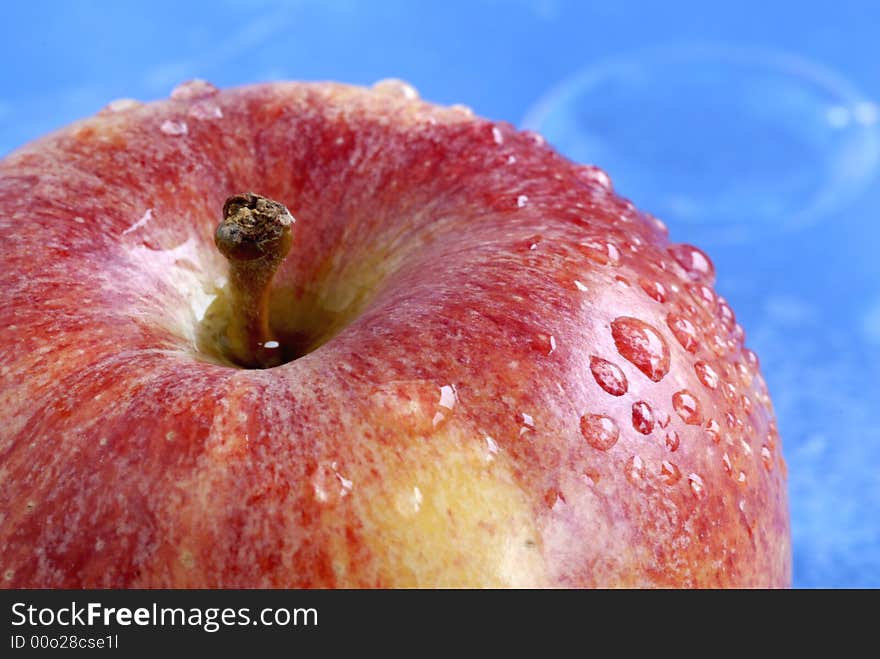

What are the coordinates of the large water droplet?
(694, 360, 720, 389)
(667, 313, 699, 353)
(171, 79, 219, 101)
(669, 243, 716, 284)
(580, 413, 620, 451)
(672, 389, 702, 425)
(631, 401, 654, 435)
(660, 460, 682, 485)
(589, 356, 628, 396)
(611, 317, 671, 382)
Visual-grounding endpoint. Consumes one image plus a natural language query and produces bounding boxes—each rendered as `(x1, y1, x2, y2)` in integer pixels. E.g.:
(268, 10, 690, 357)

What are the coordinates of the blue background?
(2, 0, 877, 588)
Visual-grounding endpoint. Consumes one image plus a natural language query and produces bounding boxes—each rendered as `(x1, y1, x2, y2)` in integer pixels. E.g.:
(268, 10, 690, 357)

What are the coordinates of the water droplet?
(531, 332, 557, 355)
(506, 154, 517, 165)
(580, 413, 620, 451)
(761, 445, 773, 471)
(639, 278, 667, 303)
(492, 125, 505, 145)
(524, 130, 546, 146)
(740, 439, 753, 456)
(611, 317, 671, 382)
(516, 194, 529, 208)
(689, 283, 718, 310)
(731, 322, 746, 348)
(669, 243, 715, 284)
(100, 98, 142, 114)
(584, 467, 601, 484)
(631, 401, 654, 435)
(433, 384, 457, 427)
(660, 460, 682, 485)
(735, 361, 753, 387)
(160, 119, 188, 136)
(707, 335, 725, 358)
(577, 239, 620, 265)
(743, 348, 760, 371)
(438, 384, 456, 410)
(625, 455, 645, 485)
(722, 452, 733, 474)
(737, 470, 747, 484)
(646, 213, 669, 235)
(723, 382, 739, 405)
(672, 389, 702, 425)
(589, 356, 628, 396)
(740, 394, 753, 414)
(171, 79, 219, 101)
(704, 418, 721, 444)
(716, 297, 736, 331)
(312, 462, 353, 504)
(188, 102, 224, 120)
(725, 409, 740, 430)
(518, 234, 542, 252)
(656, 410, 671, 428)
(574, 279, 589, 292)
(694, 360, 720, 389)
(667, 313, 699, 353)
(665, 430, 681, 452)
(688, 473, 705, 498)
(372, 78, 419, 100)
(615, 275, 630, 288)
(518, 412, 536, 437)
(574, 164, 613, 189)
(544, 488, 566, 509)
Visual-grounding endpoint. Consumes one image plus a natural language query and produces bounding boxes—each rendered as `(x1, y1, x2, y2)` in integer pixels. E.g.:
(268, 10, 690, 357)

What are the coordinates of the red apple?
(0, 79, 790, 587)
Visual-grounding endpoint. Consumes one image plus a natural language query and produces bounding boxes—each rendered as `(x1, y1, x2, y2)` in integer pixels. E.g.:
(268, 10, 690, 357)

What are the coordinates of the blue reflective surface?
(2, 0, 877, 588)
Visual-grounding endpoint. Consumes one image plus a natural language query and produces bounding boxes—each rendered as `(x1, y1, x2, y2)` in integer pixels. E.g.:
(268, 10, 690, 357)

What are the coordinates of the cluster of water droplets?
(562, 195, 775, 497)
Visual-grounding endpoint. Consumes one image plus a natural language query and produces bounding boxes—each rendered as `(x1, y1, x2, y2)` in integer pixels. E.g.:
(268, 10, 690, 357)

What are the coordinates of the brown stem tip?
(214, 192, 295, 368)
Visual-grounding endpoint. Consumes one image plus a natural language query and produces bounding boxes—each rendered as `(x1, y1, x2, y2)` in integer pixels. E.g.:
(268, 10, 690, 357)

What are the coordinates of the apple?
(0, 79, 790, 587)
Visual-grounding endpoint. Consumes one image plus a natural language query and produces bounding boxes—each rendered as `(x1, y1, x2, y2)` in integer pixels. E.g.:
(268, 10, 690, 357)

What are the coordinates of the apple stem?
(214, 192, 295, 368)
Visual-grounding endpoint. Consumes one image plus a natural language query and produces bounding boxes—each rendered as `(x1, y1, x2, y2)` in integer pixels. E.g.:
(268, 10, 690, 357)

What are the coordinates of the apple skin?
(0, 80, 790, 587)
